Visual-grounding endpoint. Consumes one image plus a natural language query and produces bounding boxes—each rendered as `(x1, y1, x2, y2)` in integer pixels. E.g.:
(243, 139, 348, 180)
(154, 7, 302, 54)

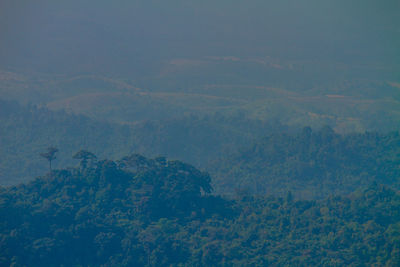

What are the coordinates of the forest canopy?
(0, 153, 399, 266)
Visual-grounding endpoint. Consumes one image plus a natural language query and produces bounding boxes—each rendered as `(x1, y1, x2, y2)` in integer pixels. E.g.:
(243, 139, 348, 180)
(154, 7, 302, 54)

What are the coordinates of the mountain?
(1, 0, 399, 133)
(1, 1, 399, 265)
(0, 99, 281, 185)
(0, 154, 399, 266)
(211, 126, 400, 198)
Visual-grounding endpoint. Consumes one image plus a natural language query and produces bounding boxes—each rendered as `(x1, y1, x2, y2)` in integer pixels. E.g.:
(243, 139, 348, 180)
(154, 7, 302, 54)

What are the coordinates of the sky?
(0, 0, 399, 76)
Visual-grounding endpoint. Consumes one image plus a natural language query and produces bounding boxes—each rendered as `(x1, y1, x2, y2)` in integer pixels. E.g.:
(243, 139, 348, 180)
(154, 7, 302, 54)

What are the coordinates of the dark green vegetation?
(0, 154, 399, 266)
(0, 99, 281, 185)
(2, 99, 400, 200)
(212, 127, 400, 198)
(1, 0, 399, 265)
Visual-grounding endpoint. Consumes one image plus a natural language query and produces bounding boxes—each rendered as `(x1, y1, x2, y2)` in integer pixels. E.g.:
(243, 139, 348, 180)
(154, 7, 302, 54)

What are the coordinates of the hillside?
(0, 99, 281, 185)
(1, 0, 399, 132)
(1, 0, 399, 265)
(1, 67, 400, 133)
(211, 126, 400, 198)
(1, 154, 399, 266)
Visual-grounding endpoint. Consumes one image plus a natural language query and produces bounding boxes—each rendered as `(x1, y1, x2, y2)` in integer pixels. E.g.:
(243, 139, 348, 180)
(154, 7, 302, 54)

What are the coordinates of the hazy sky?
(0, 0, 399, 75)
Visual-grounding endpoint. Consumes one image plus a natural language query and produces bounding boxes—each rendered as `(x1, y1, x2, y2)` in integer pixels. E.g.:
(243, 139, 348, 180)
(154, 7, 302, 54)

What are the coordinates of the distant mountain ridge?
(211, 126, 400, 198)
(0, 99, 281, 185)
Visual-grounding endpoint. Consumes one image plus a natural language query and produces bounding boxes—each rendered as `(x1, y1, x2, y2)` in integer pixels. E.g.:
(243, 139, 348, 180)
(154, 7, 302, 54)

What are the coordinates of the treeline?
(3, 99, 400, 199)
(0, 99, 282, 185)
(0, 154, 399, 266)
(211, 126, 400, 198)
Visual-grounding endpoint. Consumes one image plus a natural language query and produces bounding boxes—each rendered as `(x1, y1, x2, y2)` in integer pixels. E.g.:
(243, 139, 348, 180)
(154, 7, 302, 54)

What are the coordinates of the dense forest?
(0, 99, 282, 185)
(1, 101, 400, 266)
(1, 154, 399, 266)
(3, 98, 400, 199)
(211, 126, 400, 198)
(1, 0, 399, 265)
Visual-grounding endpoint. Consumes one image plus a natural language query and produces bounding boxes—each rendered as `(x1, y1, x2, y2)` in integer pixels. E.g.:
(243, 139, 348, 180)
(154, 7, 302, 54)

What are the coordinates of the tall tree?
(40, 147, 59, 171)
(73, 150, 97, 169)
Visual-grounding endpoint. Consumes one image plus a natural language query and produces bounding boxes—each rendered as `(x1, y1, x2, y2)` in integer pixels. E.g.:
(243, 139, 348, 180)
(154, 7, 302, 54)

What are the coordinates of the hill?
(0, 99, 281, 185)
(211, 126, 400, 198)
(1, 67, 400, 133)
(0, 154, 399, 266)
(1, 0, 399, 132)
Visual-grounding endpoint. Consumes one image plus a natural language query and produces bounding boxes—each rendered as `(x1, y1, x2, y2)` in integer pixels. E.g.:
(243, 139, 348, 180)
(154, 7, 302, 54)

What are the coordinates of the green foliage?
(0, 154, 399, 266)
(211, 126, 400, 198)
(0, 99, 281, 185)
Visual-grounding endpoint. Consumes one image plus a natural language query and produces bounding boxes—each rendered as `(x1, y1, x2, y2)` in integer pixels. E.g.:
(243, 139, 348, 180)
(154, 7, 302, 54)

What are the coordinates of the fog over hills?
(1, 0, 399, 132)
(1, 1, 400, 266)
(1, 0, 400, 185)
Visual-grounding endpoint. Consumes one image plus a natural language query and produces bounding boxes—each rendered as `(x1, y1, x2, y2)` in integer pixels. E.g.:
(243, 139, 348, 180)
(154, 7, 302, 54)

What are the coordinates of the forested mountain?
(211, 127, 400, 198)
(1, 0, 399, 265)
(3, 98, 400, 200)
(1, 154, 399, 266)
(0, 99, 282, 185)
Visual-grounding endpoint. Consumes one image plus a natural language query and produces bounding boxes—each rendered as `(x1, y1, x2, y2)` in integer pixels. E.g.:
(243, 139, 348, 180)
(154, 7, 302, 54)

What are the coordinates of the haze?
(1, 0, 398, 77)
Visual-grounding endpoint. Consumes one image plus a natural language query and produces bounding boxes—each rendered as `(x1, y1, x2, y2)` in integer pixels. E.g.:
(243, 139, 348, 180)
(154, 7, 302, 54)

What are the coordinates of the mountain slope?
(211, 127, 400, 198)
(0, 154, 399, 266)
(0, 99, 281, 185)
